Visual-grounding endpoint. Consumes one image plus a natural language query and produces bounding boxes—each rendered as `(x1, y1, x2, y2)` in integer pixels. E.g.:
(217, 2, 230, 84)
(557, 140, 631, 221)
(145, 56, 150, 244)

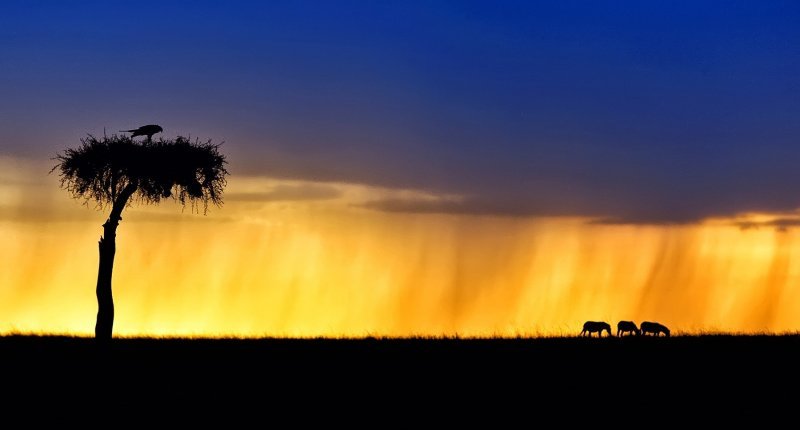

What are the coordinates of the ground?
(3, 334, 796, 421)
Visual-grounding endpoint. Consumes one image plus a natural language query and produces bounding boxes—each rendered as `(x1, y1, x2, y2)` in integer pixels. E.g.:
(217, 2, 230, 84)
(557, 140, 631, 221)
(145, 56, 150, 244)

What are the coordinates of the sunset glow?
(1, 158, 798, 337)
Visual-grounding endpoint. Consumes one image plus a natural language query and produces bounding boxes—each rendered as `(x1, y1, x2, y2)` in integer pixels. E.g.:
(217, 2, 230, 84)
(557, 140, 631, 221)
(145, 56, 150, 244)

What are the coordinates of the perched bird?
(120, 124, 163, 141)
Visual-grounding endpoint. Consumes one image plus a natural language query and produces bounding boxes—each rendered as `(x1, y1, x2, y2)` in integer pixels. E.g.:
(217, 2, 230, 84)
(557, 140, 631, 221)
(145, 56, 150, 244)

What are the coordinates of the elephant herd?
(579, 320, 670, 337)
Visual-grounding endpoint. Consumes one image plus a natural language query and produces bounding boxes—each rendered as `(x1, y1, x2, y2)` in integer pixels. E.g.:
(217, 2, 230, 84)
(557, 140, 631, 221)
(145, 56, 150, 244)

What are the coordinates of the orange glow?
(1, 157, 799, 337)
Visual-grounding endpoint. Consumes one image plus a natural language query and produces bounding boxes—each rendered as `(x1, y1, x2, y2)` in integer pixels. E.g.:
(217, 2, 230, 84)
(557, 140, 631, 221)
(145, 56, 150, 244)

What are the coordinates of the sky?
(1, 1, 800, 336)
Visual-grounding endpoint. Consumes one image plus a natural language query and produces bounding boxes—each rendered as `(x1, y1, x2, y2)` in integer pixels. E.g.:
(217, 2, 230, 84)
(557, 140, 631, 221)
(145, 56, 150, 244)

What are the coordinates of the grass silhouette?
(4, 333, 796, 425)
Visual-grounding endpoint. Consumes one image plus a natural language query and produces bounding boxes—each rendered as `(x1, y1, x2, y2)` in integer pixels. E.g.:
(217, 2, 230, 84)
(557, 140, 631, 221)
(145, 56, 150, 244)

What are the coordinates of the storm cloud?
(226, 184, 342, 203)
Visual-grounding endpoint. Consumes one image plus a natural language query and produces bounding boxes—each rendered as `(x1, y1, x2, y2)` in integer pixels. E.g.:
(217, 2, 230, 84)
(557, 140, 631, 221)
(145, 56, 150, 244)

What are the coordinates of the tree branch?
(108, 182, 138, 224)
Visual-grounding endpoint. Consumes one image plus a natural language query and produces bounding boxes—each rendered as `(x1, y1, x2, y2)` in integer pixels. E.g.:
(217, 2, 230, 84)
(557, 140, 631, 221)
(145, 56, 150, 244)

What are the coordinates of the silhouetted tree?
(53, 133, 228, 341)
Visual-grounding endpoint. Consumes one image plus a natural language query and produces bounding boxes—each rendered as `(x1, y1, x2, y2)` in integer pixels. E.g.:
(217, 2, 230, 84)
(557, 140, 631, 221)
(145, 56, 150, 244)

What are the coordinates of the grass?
(3, 333, 797, 415)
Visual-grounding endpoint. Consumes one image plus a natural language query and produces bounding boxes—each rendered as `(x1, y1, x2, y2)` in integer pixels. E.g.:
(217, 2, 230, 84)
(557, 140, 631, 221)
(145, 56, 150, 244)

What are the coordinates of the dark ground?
(3, 334, 798, 421)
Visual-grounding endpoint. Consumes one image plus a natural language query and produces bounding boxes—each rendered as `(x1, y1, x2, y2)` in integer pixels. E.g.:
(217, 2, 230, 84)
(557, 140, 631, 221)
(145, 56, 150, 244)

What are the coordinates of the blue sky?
(2, 1, 799, 222)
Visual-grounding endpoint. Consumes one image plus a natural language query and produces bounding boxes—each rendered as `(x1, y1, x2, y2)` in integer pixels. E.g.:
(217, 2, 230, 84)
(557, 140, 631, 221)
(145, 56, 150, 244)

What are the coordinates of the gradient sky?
(3, 1, 799, 223)
(3, 1, 800, 336)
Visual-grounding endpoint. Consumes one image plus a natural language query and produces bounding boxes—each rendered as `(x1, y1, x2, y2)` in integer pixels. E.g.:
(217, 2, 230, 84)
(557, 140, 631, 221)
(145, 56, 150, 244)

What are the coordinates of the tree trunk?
(94, 221, 117, 341)
(94, 183, 137, 341)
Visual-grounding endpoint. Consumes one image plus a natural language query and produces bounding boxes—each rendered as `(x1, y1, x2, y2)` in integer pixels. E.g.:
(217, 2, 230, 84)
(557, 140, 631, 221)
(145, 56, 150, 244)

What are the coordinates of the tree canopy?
(53, 134, 228, 214)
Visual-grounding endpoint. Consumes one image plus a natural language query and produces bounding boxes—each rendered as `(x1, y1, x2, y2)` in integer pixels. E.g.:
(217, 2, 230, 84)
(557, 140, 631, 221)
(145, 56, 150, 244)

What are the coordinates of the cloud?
(342, 169, 800, 225)
(733, 217, 800, 233)
(358, 194, 595, 218)
(359, 197, 471, 216)
(225, 184, 341, 203)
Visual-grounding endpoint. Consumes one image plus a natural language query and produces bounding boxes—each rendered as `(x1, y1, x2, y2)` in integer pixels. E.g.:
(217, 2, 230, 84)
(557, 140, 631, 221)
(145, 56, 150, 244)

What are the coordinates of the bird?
(120, 124, 163, 141)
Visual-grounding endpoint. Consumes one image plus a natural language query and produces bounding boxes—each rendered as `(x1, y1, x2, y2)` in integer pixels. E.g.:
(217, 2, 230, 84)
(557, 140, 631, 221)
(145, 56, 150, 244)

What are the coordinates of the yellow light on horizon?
(1, 162, 800, 337)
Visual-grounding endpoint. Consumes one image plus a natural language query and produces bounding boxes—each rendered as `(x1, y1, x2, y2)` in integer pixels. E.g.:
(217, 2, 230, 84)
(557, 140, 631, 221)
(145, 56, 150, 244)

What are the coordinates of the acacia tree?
(53, 133, 228, 341)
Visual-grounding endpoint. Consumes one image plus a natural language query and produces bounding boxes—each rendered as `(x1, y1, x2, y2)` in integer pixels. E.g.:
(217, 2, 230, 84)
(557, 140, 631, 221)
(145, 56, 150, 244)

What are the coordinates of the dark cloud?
(358, 194, 607, 219)
(359, 198, 486, 216)
(734, 218, 800, 233)
(354, 175, 799, 224)
(226, 184, 341, 203)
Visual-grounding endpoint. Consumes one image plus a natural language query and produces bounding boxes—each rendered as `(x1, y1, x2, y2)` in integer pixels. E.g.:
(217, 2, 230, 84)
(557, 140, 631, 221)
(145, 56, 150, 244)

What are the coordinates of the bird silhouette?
(120, 124, 163, 141)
